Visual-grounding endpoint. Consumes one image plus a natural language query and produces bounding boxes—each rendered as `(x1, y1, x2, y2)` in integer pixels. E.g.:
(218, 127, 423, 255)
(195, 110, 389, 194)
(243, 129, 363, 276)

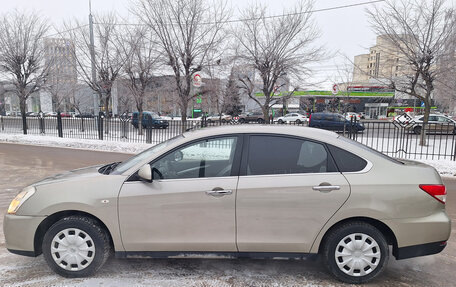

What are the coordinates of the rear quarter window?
(327, 145, 367, 172)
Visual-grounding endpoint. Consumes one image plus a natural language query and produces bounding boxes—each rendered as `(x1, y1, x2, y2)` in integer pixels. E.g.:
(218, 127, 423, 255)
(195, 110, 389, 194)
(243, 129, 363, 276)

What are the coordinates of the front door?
(236, 135, 350, 253)
(118, 136, 242, 252)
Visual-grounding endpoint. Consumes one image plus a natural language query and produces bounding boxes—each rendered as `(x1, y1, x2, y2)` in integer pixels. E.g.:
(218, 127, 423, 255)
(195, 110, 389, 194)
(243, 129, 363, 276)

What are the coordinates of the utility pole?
(89, 0, 99, 114)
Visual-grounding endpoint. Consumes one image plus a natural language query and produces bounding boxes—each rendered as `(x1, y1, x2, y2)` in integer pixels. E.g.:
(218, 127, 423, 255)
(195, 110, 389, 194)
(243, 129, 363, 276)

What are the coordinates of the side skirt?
(115, 251, 317, 260)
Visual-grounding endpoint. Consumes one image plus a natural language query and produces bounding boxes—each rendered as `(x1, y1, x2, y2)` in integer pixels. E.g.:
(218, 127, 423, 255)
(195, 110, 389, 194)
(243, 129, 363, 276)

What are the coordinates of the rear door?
(236, 134, 350, 253)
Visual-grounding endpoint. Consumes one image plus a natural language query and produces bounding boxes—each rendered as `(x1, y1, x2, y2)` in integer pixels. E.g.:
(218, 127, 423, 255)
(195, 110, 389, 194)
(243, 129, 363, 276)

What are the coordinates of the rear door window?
(245, 135, 337, 175)
(327, 145, 367, 172)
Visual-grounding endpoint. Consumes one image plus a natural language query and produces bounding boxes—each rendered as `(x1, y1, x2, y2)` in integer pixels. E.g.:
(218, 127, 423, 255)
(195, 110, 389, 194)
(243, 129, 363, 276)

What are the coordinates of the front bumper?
(3, 214, 45, 256)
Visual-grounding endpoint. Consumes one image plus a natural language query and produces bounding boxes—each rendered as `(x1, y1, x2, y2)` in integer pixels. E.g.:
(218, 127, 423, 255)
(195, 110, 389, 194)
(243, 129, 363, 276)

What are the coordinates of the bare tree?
(434, 19, 456, 114)
(367, 0, 455, 145)
(119, 26, 161, 135)
(0, 11, 49, 134)
(234, 1, 323, 123)
(62, 13, 125, 132)
(334, 59, 355, 113)
(132, 0, 229, 132)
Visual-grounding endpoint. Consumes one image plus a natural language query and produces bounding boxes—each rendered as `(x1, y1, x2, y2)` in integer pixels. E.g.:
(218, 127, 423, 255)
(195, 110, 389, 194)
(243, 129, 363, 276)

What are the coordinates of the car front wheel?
(322, 221, 389, 284)
(42, 216, 111, 278)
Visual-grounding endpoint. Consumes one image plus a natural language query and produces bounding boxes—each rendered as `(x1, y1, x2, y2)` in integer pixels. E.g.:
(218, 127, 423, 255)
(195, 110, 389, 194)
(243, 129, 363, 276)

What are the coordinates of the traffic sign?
(332, 84, 339, 95)
(192, 73, 202, 87)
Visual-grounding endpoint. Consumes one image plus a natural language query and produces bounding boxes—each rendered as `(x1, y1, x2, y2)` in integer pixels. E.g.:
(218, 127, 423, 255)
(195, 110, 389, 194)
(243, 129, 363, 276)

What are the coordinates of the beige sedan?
(4, 126, 450, 284)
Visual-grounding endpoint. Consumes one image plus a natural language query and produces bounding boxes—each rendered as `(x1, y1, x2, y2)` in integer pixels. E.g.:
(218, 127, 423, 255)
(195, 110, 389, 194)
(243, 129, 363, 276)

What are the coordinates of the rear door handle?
(206, 188, 233, 197)
(312, 185, 340, 192)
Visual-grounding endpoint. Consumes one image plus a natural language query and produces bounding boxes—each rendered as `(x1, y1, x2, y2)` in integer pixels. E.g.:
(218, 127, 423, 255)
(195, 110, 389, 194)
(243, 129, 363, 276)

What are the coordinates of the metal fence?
(1, 115, 455, 160)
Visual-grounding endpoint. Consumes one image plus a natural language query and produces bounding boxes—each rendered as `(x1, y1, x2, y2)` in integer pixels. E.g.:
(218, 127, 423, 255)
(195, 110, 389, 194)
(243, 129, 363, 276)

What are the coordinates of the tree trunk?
(19, 97, 27, 134)
(138, 109, 144, 136)
(181, 101, 188, 133)
(420, 99, 431, 146)
(262, 105, 270, 124)
(80, 117, 85, 132)
(104, 95, 110, 134)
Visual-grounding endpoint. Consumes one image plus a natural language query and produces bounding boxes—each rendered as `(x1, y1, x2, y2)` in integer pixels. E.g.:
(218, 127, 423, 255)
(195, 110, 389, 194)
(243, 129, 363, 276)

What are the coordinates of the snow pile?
(0, 133, 150, 154)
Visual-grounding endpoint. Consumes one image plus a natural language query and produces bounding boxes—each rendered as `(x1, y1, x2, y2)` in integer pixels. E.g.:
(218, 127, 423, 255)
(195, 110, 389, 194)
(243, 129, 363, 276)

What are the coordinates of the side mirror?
(138, 164, 152, 183)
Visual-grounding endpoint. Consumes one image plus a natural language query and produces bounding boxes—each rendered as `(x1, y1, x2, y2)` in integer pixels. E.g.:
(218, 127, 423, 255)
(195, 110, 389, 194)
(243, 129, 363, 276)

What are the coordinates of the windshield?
(111, 135, 184, 174)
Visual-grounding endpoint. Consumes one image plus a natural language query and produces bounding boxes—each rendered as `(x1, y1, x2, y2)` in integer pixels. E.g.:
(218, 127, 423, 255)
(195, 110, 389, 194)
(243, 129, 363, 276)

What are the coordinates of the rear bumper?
(384, 210, 451, 259)
(394, 241, 447, 260)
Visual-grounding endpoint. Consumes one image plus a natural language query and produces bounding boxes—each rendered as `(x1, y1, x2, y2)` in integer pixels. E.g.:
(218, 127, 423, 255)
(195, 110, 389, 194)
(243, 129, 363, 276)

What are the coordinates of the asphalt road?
(0, 143, 455, 287)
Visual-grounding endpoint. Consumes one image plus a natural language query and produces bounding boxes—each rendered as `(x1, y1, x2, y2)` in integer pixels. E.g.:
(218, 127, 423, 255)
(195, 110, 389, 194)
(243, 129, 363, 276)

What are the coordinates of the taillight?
(419, 184, 446, 204)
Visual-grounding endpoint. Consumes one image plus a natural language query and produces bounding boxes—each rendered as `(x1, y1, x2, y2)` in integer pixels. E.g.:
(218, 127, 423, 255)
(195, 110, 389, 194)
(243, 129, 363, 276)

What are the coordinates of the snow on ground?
(419, 159, 456, 177)
(0, 133, 455, 177)
(0, 133, 149, 154)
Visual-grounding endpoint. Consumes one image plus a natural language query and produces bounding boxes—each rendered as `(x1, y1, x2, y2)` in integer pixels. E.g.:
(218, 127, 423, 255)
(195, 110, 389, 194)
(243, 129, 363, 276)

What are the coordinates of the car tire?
(278, 119, 284, 124)
(413, 126, 422, 135)
(257, 119, 264, 124)
(42, 216, 111, 278)
(295, 119, 301, 124)
(239, 118, 245, 124)
(322, 221, 389, 284)
(207, 119, 212, 124)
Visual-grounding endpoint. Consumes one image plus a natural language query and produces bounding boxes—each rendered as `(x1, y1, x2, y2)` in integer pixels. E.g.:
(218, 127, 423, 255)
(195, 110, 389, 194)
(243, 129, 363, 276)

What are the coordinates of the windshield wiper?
(99, 162, 121, 175)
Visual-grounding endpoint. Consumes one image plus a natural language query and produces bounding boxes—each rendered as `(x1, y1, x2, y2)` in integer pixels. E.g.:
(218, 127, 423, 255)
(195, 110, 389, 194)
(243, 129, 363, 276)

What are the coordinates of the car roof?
(181, 125, 339, 142)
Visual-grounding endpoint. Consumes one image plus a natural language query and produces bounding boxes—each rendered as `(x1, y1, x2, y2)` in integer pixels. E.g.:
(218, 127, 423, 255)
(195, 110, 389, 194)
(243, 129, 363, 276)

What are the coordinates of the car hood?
(32, 165, 104, 186)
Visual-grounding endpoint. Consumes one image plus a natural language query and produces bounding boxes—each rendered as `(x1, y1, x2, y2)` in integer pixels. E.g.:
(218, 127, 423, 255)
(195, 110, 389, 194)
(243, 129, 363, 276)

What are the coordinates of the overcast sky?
(0, 0, 387, 89)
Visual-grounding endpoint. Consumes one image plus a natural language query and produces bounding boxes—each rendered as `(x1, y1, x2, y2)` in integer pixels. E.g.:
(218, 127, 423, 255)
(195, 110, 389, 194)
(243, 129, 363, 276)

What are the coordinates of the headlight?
(7, 186, 36, 214)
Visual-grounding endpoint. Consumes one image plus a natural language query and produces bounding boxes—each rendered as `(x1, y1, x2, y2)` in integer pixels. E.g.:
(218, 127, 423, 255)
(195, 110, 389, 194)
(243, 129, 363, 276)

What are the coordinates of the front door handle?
(312, 185, 340, 192)
(206, 187, 233, 197)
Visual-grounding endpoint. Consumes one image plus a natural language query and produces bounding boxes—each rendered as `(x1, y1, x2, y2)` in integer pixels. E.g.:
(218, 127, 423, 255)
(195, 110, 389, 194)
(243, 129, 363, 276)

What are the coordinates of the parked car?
(238, 111, 265, 123)
(131, 111, 169, 129)
(206, 113, 232, 123)
(406, 114, 456, 135)
(159, 114, 182, 121)
(44, 112, 58, 117)
(276, 113, 308, 124)
(25, 112, 38, 117)
(4, 126, 450, 283)
(344, 112, 361, 121)
(309, 112, 365, 132)
(60, 112, 72, 118)
(75, 113, 94, 118)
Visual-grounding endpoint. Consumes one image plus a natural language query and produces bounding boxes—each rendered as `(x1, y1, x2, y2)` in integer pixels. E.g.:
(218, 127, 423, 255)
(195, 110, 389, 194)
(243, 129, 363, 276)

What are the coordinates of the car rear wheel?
(257, 118, 265, 124)
(295, 119, 301, 124)
(322, 221, 389, 284)
(42, 216, 111, 278)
